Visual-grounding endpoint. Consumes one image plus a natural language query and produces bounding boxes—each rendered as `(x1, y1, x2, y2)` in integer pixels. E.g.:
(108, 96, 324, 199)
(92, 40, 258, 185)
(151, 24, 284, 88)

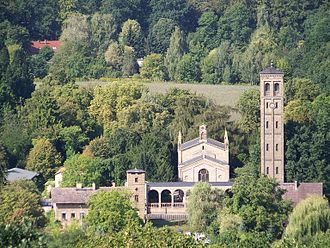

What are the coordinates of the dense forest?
(0, 0, 329, 247)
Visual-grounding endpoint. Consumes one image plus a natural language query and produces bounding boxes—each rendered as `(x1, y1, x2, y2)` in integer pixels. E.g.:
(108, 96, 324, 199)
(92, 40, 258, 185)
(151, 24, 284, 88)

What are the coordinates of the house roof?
(51, 187, 114, 204)
(29, 40, 62, 54)
(179, 154, 228, 167)
(6, 168, 39, 182)
(260, 66, 283, 75)
(147, 181, 233, 188)
(180, 138, 225, 150)
(280, 182, 323, 206)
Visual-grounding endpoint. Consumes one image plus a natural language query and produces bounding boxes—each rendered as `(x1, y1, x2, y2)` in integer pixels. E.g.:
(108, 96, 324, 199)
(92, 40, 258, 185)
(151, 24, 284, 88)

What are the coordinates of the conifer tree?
(164, 27, 186, 80)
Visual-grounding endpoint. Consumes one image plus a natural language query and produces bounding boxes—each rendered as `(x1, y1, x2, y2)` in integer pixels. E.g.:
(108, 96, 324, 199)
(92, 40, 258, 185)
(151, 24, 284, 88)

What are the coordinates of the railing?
(148, 203, 185, 208)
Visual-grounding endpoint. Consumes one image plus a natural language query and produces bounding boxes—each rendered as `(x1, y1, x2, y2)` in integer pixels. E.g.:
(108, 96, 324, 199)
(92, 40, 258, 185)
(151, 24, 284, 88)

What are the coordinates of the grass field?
(77, 80, 257, 108)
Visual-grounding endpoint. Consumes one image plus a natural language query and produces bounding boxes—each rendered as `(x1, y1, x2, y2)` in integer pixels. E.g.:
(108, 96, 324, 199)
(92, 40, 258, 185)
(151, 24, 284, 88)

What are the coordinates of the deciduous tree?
(85, 189, 140, 233)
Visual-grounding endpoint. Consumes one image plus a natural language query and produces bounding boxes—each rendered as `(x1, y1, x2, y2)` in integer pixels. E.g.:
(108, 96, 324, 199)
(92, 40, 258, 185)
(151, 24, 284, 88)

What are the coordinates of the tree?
(76, 221, 202, 247)
(122, 46, 138, 76)
(29, 46, 54, 79)
(85, 189, 140, 233)
(61, 154, 107, 187)
(26, 138, 62, 181)
(285, 94, 330, 198)
(217, 2, 254, 46)
(236, 89, 260, 133)
(222, 175, 292, 240)
(100, 0, 141, 27)
(5, 47, 34, 102)
(164, 27, 186, 80)
(187, 182, 224, 232)
(88, 82, 145, 128)
(188, 11, 219, 51)
(147, 18, 177, 54)
(175, 54, 201, 82)
(89, 13, 117, 54)
(148, 0, 197, 32)
(236, 27, 277, 83)
(285, 196, 330, 240)
(201, 41, 234, 84)
(104, 40, 123, 72)
(0, 144, 8, 187)
(0, 180, 45, 247)
(59, 126, 89, 157)
(119, 19, 144, 58)
(0, 108, 31, 168)
(140, 54, 166, 80)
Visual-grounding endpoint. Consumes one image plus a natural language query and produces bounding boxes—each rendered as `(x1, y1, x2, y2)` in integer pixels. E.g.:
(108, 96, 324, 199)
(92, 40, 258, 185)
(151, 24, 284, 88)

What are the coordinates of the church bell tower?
(260, 64, 284, 182)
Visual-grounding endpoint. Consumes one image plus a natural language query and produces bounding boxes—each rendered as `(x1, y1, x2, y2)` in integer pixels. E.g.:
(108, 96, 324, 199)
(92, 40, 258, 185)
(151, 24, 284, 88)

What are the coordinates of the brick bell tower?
(260, 63, 284, 182)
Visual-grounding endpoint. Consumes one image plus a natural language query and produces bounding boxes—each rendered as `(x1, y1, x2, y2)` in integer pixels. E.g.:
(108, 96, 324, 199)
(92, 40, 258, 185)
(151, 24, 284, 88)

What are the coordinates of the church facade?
(51, 65, 323, 224)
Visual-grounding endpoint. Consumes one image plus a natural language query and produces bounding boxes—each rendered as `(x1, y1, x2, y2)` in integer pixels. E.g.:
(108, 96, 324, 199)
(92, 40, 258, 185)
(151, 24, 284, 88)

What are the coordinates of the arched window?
(173, 189, 184, 203)
(265, 83, 270, 95)
(148, 190, 159, 203)
(198, 169, 209, 182)
(161, 190, 171, 203)
(274, 83, 280, 95)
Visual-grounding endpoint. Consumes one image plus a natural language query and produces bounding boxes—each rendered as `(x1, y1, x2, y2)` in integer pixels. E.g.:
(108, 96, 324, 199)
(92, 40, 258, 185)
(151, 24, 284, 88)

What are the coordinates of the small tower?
(224, 128, 229, 149)
(178, 131, 182, 164)
(260, 63, 284, 182)
(224, 128, 229, 163)
(126, 169, 146, 219)
(199, 125, 207, 140)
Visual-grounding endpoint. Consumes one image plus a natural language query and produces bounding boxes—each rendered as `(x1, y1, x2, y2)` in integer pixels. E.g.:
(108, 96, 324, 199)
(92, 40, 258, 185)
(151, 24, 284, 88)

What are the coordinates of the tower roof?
(260, 66, 283, 75)
(126, 169, 145, 174)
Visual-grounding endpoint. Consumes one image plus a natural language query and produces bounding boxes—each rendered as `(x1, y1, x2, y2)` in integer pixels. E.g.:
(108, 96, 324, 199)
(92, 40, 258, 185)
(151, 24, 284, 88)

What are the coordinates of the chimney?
(112, 182, 116, 187)
(294, 181, 298, 190)
(76, 183, 82, 189)
(92, 182, 96, 190)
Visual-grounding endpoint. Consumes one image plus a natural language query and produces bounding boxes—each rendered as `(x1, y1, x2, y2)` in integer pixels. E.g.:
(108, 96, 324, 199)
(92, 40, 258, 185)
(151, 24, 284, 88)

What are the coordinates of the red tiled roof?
(29, 40, 62, 54)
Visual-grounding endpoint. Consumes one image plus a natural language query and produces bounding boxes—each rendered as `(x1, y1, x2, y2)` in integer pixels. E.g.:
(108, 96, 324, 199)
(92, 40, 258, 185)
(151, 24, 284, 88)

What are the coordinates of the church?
(51, 66, 323, 224)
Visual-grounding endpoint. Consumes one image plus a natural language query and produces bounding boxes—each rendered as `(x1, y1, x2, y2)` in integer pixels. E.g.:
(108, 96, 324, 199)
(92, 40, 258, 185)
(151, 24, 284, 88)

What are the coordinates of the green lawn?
(77, 80, 258, 108)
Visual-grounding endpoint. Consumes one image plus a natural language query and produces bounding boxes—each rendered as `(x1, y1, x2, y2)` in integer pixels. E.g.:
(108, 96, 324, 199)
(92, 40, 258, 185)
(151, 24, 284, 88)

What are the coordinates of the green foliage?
(0, 180, 45, 247)
(217, 2, 254, 46)
(88, 82, 146, 128)
(285, 196, 330, 240)
(0, 108, 31, 167)
(1, 0, 61, 40)
(140, 54, 167, 80)
(0, 144, 8, 187)
(61, 154, 106, 187)
(236, 89, 260, 133)
(165, 27, 186, 80)
(26, 138, 62, 181)
(119, 19, 144, 58)
(223, 175, 292, 240)
(175, 54, 201, 82)
(85, 189, 141, 233)
(29, 46, 54, 79)
(46, 220, 87, 248)
(187, 182, 224, 232)
(236, 27, 277, 83)
(201, 42, 235, 84)
(285, 94, 330, 198)
(148, 0, 197, 32)
(4, 47, 34, 103)
(147, 18, 177, 54)
(76, 221, 202, 248)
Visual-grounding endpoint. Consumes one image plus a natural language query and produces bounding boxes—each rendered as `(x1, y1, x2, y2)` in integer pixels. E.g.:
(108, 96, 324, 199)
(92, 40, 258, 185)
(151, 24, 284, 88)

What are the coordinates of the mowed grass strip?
(77, 80, 257, 108)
